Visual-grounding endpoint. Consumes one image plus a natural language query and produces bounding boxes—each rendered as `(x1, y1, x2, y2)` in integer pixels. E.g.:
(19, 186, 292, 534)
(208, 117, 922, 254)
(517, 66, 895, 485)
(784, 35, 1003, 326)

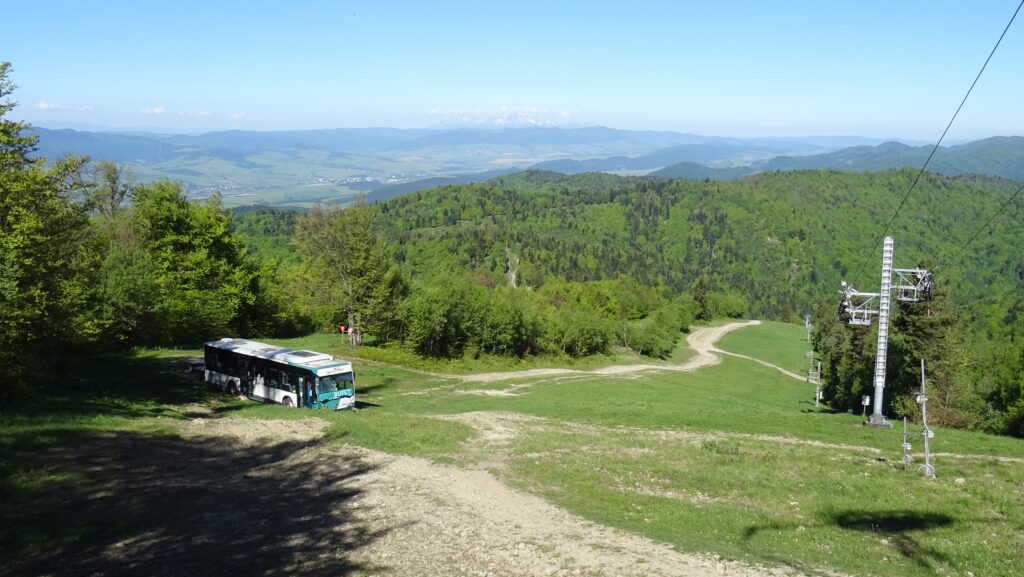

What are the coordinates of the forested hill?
(375, 169, 1023, 332)
(651, 136, 1024, 181)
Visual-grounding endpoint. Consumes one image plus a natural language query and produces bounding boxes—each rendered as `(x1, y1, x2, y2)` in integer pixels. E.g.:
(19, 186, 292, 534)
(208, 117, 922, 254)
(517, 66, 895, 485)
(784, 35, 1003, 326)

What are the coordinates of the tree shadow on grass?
(800, 405, 847, 415)
(10, 353, 214, 422)
(0, 426, 387, 577)
(740, 521, 842, 577)
(742, 508, 958, 575)
(355, 382, 392, 397)
(824, 509, 955, 570)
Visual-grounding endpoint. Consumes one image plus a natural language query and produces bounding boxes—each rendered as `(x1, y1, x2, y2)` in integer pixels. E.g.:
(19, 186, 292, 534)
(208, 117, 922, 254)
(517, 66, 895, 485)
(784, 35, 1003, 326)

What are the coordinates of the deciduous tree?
(124, 180, 257, 344)
(1, 63, 92, 380)
(293, 196, 390, 344)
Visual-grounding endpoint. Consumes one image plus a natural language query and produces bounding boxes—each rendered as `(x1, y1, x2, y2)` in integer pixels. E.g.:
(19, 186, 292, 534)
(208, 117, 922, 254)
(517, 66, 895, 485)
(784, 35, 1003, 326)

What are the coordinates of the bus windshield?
(317, 373, 354, 395)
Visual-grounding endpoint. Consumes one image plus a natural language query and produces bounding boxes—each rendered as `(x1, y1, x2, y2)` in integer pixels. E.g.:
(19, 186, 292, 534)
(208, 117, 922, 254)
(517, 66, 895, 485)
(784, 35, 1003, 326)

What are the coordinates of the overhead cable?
(850, 0, 1024, 284)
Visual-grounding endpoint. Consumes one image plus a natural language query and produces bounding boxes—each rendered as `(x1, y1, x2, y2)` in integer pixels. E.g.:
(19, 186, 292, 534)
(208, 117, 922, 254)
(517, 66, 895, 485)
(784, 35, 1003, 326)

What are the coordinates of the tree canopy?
(1, 63, 92, 376)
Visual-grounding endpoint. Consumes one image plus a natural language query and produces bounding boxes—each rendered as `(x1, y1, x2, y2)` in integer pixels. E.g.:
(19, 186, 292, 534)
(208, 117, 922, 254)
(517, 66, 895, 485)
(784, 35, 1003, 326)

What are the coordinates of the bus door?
(250, 359, 268, 401)
(285, 370, 302, 407)
(305, 376, 317, 408)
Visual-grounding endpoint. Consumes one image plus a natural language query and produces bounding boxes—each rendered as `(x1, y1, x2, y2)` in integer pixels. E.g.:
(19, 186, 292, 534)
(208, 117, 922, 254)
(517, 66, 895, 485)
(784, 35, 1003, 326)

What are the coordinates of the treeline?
(247, 200, 709, 359)
(231, 167, 1022, 434)
(359, 169, 1023, 435)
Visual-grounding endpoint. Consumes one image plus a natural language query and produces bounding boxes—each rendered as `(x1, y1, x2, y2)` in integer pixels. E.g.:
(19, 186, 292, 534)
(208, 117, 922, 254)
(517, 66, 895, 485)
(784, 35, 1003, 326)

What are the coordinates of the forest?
(3, 62, 1023, 437)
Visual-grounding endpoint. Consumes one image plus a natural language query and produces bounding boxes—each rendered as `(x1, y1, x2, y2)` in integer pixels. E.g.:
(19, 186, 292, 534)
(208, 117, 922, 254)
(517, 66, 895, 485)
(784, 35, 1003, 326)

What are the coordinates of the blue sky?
(4, 1, 1023, 139)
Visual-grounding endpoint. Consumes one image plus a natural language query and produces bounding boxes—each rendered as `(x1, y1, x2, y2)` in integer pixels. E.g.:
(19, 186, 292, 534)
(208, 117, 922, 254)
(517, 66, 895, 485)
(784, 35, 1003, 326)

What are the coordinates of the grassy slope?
(357, 321, 1024, 577)
(3, 323, 1022, 577)
(716, 320, 814, 374)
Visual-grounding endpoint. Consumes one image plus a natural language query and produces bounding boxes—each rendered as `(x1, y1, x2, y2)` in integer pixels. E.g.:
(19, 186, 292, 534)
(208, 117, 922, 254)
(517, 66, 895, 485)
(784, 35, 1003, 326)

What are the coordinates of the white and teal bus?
(203, 338, 355, 410)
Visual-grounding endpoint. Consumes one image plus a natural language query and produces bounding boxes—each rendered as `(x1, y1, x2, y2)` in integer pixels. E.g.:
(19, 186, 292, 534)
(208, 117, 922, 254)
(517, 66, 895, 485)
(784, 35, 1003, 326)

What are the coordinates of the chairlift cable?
(934, 180, 1024, 274)
(849, 0, 1024, 286)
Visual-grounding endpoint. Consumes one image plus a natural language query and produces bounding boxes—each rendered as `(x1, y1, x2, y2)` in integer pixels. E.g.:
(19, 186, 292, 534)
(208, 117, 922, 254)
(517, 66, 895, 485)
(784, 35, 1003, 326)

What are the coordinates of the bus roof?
(204, 338, 352, 372)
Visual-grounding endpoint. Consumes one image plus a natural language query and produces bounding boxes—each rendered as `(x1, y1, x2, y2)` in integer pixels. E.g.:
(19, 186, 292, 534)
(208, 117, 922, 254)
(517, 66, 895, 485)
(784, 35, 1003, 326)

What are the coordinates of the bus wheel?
(228, 380, 240, 396)
(282, 396, 294, 408)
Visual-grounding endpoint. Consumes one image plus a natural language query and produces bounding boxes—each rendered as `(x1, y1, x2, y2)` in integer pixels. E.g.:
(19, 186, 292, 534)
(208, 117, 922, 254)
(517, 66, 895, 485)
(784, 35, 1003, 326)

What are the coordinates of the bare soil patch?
(188, 416, 812, 577)
(5, 322, 842, 577)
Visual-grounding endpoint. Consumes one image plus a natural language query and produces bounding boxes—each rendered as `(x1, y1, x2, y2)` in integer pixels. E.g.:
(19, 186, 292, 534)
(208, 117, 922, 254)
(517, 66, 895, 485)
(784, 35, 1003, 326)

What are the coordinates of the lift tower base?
(864, 414, 893, 429)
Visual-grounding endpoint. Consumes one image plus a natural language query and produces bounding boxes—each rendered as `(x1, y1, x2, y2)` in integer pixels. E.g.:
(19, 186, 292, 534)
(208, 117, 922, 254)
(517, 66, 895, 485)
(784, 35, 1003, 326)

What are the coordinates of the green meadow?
(2, 321, 1021, 576)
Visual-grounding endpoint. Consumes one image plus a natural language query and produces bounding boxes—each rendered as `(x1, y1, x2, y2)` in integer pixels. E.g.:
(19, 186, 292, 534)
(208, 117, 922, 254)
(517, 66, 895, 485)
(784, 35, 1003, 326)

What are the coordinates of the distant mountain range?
(650, 137, 1024, 181)
(27, 125, 1022, 207)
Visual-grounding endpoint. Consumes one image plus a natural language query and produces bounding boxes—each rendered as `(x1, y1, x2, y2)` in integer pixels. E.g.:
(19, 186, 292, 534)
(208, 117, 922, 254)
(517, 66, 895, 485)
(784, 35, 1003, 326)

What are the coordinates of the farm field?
(2, 321, 1021, 576)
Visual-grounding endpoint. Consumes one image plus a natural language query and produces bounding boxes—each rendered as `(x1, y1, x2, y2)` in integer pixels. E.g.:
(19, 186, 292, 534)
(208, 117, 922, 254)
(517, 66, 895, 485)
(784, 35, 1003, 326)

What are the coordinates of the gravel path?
(162, 321, 835, 577)
(175, 414, 816, 577)
(339, 448, 801, 577)
(461, 321, 763, 389)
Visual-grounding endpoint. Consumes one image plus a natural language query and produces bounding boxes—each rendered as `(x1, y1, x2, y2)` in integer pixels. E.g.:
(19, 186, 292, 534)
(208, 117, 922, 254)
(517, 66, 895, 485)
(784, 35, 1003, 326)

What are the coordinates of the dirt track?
(174, 412, 810, 577)
(9, 322, 825, 577)
(166, 322, 818, 577)
(462, 320, 764, 387)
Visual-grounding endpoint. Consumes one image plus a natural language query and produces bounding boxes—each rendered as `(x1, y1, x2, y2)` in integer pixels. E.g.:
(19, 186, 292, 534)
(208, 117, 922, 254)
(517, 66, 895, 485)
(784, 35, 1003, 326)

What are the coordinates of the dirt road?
(14, 321, 824, 577)
(463, 320, 763, 385)
(174, 412, 810, 577)
(165, 321, 817, 577)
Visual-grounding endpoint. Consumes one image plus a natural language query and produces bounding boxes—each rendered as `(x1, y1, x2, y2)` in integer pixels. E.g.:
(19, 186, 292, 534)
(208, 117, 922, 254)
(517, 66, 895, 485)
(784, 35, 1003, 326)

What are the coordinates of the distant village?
(187, 174, 402, 202)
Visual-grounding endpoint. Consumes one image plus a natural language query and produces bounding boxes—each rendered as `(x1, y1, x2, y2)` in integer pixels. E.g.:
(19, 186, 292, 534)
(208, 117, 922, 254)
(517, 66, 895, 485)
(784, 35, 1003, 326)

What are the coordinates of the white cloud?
(428, 106, 574, 127)
(34, 101, 95, 112)
(142, 106, 167, 115)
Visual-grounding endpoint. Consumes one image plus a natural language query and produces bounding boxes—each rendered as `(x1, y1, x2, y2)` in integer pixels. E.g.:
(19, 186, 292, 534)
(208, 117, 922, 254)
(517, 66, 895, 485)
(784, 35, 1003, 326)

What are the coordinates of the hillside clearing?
(3, 322, 1021, 577)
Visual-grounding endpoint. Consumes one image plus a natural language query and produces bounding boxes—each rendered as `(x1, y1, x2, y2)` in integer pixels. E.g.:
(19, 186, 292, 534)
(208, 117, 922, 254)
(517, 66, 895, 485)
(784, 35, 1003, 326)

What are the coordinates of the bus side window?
(209, 348, 224, 372)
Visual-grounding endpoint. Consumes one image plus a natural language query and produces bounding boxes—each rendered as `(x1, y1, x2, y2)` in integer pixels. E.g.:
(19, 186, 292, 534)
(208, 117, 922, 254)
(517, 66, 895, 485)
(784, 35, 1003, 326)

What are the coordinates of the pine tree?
(813, 300, 875, 410)
(888, 273, 975, 427)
